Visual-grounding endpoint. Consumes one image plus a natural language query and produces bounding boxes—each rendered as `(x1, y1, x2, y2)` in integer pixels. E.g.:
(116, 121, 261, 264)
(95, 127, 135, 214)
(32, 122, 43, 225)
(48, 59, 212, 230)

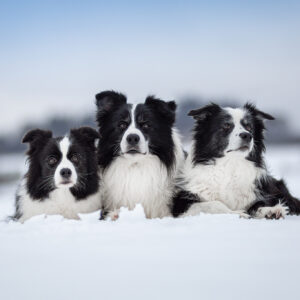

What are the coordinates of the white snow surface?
(0, 146, 300, 300)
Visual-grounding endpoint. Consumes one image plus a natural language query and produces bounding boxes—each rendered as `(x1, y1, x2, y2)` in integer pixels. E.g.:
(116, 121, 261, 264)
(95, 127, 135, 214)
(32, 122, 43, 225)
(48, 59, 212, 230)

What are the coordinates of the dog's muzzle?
(125, 134, 142, 154)
(237, 132, 252, 152)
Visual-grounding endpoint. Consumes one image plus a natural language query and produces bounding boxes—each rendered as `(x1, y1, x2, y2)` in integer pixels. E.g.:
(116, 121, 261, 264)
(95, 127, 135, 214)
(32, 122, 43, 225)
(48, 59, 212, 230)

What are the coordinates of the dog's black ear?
(70, 127, 100, 148)
(22, 129, 52, 144)
(188, 103, 221, 121)
(145, 96, 177, 124)
(22, 129, 52, 155)
(166, 100, 177, 112)
(95, 91, 127, 113)
(244, 103, 275, 121)
(256, 110, 275, 120)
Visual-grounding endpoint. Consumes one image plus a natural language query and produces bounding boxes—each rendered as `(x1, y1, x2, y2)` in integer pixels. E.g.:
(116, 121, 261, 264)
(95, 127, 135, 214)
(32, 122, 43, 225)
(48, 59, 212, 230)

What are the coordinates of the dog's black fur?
(171, 190, 200, 217)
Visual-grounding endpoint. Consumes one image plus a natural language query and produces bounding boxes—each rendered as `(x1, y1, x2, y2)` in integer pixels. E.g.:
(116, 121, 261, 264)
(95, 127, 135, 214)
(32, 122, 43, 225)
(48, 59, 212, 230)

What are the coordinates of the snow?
(0, 146, 300, 300)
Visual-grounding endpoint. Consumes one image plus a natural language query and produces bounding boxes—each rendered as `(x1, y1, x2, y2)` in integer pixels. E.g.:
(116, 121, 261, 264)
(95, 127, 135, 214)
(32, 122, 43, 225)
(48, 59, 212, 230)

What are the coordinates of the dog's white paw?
(235, 210, 250, 219)
(239, 212, 251, 219)
(107, 210, 120, 221)
(255, 203, 289, 220)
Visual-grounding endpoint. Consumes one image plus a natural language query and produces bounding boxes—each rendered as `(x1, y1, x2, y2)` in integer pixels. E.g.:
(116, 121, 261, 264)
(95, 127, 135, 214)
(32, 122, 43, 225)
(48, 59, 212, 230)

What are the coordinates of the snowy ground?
(0, 146, 300, 300)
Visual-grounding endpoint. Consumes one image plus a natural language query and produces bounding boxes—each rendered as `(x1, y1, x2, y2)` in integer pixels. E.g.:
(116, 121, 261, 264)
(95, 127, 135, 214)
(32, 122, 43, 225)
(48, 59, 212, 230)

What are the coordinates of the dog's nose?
(239, 132, 252, 143)
(126, 134, 140, 145)
(60, 168, 72, 179)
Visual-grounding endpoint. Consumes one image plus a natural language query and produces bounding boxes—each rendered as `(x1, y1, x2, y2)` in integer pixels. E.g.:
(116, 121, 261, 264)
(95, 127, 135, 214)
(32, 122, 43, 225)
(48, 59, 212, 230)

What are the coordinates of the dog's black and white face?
(118, 104, 149, 155)
(96, 91, 177, 170)
(23, 127, 100, 200)
(189, 103, 274, 166)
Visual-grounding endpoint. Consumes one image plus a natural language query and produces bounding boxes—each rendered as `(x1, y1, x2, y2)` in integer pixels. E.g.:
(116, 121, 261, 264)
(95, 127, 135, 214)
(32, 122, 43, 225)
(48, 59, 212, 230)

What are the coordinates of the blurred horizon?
(0, 0, 300, 135)
(1, 95, 299, 156)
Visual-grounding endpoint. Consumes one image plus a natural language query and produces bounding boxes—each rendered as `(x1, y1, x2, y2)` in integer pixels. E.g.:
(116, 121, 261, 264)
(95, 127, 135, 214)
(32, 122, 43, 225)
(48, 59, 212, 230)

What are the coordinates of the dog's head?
(96, 91, 177, 169)
(23, 127, 100, 199)
(188, 103, 274, 166)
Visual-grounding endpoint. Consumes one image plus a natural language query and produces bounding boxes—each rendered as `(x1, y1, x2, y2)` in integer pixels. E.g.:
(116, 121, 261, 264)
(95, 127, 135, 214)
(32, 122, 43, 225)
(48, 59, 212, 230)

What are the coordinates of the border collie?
(172, 103, 300, 219)
(95, 90, 185, 220)
(13, 127, 101, 222)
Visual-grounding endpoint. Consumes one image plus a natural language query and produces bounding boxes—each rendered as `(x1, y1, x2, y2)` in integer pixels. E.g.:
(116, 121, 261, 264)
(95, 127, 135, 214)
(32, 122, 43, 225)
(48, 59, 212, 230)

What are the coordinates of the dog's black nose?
(60, 168, 72, 179)
(126, 134, 140, 145)
(239, 132, 252, 143)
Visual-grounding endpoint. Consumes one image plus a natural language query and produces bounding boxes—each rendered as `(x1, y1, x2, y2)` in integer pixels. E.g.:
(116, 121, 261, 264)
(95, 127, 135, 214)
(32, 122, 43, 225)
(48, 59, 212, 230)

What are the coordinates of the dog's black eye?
(47, 156, 58, 167)
(119, 122, 128, 130)
(244, 124, 252, 132)
(141, 123, 150, 130)
(222, 123, 232, 131)
(70, 154, 79, 164)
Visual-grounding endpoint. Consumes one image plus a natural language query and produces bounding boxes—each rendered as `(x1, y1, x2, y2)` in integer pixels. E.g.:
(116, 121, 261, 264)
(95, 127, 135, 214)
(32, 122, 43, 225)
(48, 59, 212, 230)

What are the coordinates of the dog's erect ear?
(188, 103, 221, 121)
(244, 103, 275, 121)
(145, 96, 177, 124)
(70, 127, 100, 148)
(22, 129, 52, 144)
(95, 91, 127, 113)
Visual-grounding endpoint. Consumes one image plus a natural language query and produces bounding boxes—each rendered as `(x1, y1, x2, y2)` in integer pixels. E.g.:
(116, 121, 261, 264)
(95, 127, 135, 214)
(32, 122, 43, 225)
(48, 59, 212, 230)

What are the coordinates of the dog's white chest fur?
(184, 153, 265, 210)
(17, 179, 101, 222)
(101, 154, 173, 218)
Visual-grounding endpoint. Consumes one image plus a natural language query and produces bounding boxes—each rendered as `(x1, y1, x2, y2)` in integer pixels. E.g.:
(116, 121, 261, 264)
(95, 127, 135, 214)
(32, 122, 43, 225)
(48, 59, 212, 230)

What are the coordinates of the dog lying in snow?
(95, 91, 185, 220)
(171, 103, 300, 219)
(13, 127, 101, 222)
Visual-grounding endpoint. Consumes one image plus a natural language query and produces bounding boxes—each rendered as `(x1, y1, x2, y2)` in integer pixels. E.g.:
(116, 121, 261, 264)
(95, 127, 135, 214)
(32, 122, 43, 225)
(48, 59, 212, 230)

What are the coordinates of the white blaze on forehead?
(224, 107, 253, 154)
(60, 136, 71, 157)
(54, 136, 78, 187)
(125, 104, 139, 134)
(120, 104, 148, 154)
(131, 104, 137, 128)
(224, 107, 245, 125)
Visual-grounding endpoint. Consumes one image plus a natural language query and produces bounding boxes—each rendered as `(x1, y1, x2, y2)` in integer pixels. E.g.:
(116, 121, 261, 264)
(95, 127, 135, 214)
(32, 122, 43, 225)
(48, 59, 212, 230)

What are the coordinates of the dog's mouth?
(59, 180, 73, 186)
(125, 148, 146, 155)
(126, 149, 140, 154)
(237, 145, 250, 152)
(227, 145, 250, 153)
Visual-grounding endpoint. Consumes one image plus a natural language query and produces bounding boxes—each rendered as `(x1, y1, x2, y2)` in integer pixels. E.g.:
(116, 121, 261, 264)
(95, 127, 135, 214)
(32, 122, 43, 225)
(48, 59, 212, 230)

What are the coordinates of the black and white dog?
(172, 103, 300, 219)
(95, 91, 185, 219)
(14, 127, 101, 222)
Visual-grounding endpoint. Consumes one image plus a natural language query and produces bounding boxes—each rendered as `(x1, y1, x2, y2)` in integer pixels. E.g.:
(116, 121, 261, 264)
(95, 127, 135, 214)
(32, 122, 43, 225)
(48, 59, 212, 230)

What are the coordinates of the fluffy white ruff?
(101, 128, 184, 219)
(181, 146, 266, 216)
(255, 203, 289, 219)
(17, 179, 101, 223)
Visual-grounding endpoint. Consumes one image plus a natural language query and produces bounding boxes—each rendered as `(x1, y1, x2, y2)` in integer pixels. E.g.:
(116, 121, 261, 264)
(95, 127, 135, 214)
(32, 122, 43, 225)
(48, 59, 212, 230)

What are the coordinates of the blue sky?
(0, 0, 299, 133)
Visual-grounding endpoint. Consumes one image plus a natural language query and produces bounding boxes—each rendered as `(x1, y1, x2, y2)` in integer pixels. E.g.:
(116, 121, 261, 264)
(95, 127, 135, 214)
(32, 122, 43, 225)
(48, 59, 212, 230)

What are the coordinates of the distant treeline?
(0, 97, 299, 154)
